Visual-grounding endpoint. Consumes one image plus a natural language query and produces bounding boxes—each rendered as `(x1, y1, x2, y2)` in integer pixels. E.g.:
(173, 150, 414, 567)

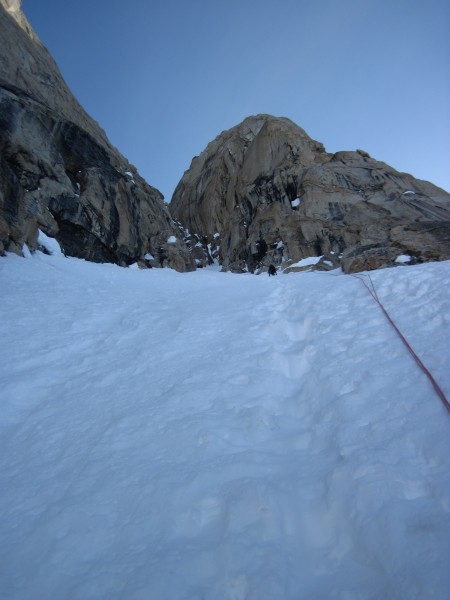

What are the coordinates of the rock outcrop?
(0, 1, 195, 271)
(170, 115, 450, 273)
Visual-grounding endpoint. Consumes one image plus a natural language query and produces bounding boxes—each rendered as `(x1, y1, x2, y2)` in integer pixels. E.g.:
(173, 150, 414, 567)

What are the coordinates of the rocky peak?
(170, 114, 450, 273)
(0, 1, 110, 149)
(1, 0, 31, 34)
(0, 2, 195, 270)
(1, 0, 26, 22)
(1, 0, 42, 44)
(1, 0, 21, 10)
(171, 115, 325, 247)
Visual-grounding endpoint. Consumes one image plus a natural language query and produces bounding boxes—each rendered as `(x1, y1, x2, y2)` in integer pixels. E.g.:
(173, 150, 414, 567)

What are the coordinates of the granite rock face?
(170, 115, 450, 273)
(0, 1, 195, 271)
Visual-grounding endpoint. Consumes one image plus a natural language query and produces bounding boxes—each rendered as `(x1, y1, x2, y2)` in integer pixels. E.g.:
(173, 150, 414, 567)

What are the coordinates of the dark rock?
(0, 1, 195, 271)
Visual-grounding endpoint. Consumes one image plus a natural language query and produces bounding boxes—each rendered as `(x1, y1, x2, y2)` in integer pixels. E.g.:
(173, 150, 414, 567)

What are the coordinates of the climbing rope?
(352, 273, 450, 415)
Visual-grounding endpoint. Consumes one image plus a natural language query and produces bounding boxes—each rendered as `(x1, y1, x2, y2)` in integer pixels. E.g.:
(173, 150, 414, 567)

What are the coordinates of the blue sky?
(22, 0, 450, 198)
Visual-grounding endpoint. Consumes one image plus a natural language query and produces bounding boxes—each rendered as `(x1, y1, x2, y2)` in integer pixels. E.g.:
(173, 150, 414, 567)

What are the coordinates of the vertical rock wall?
(0, 1, 195, 271)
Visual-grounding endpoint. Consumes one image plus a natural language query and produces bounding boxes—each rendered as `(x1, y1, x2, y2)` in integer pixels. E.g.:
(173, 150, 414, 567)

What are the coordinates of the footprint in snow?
(172, 495, 225, 539)
(264, 344, 316, 380)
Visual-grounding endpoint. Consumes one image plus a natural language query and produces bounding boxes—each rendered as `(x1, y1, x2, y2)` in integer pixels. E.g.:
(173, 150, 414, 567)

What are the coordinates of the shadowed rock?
(0, 0, 195, 271)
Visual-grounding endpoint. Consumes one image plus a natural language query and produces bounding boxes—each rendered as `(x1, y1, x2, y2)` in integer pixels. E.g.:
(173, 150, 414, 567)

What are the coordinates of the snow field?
(1, 252, 450, 599)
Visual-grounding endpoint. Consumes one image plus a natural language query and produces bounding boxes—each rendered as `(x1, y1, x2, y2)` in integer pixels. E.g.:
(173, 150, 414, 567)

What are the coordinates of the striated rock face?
(0, 1, 195, 270)
(170, 115, 450, 273)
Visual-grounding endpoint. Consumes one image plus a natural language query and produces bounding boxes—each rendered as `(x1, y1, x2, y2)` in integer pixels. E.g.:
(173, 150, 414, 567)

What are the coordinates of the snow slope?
(1, 251, 450, 600)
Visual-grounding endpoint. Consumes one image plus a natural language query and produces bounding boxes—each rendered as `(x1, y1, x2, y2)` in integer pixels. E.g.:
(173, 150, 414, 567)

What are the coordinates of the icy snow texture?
(1, 252, 450, 600)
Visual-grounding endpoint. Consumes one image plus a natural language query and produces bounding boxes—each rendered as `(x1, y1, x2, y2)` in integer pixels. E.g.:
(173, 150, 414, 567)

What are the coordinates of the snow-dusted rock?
(341, 244, 405, 274)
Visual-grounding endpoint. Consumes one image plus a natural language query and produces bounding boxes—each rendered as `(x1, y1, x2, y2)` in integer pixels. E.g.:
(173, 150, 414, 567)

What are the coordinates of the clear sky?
(22, 0, 450, 199)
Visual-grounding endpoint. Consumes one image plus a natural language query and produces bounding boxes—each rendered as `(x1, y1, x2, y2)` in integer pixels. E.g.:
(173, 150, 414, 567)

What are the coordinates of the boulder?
(170, 115, 450, 274)
(341, 245, 403, 274)
(0, 1, 195, 271)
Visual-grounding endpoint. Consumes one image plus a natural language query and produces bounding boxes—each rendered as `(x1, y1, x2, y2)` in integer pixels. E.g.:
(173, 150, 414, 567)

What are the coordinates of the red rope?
(353, 274, 450, 415)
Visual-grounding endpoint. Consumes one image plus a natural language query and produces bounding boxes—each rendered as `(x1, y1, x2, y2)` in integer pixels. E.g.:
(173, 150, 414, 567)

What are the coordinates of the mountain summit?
(170, 114, 450, 273)
(0, 0, 195, 270)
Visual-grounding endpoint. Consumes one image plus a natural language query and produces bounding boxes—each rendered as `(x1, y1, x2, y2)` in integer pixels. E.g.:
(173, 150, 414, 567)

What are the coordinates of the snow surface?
(396, 254, 412, 264)
(124, 171, 136, 185)
(289, 255, 323, 268)
(167, 235, 177, 244)
(291, 198, 301, 207)
(37, 229, 63, 257)
(1, 252, 450, 600)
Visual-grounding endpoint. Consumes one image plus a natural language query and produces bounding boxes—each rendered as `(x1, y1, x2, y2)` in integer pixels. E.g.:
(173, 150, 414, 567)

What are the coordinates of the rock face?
(0, 1, 195, 270)
(170, 115, 450, 273)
